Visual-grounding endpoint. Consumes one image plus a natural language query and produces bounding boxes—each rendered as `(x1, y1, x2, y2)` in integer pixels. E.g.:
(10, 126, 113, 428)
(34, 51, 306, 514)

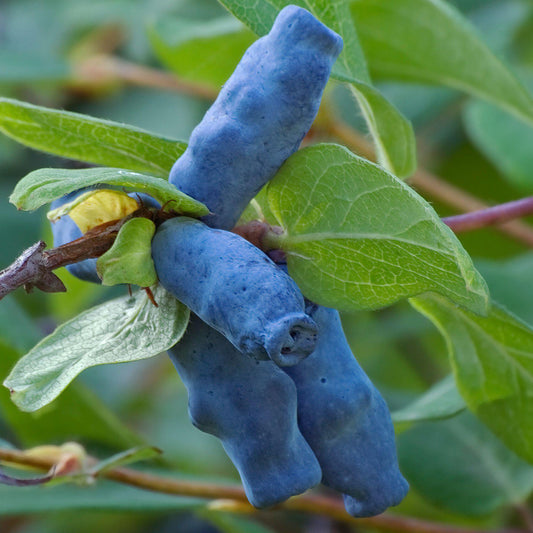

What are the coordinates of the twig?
(0, 204, 164, 301)
(0, 447, 526, 533)
(74, 55, 220, 101)
(443, 197, 533, 233)
(0, 219, 123, 301)
(322, 115, 533, 248)
(515, 504, 533, 532)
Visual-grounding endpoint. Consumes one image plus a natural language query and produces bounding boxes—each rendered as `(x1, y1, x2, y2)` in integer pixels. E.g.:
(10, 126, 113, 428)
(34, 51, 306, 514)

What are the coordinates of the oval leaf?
(411, 293, 533, 463)
(4, 285, 189, 412)
(10, 167, 208, 217)
(392, 375, 466, 424)
(398, 412, 533, 515)
(351, 0, 533, 125)
(0, 296, 144, 449)
(267, 144, 489, 314)
(149, 15, 256, 89)
(0, 98, 185, 177)
(351, 81, 417, 179)
(90, 446, 162, 476)
(97, 218, 157, 287)
(464, 95, 533, 191)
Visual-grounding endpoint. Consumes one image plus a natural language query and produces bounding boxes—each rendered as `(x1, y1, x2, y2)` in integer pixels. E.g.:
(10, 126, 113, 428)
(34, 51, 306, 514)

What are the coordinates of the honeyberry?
(167, 313, 322, 508)
(152, 216, 317, 366)
(169, 5, 343, 230)
(283, 300, 409, 517)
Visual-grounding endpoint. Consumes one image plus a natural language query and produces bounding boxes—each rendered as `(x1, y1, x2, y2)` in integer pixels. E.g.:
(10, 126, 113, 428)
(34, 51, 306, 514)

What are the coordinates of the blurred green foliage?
(1, 0, 533, 532)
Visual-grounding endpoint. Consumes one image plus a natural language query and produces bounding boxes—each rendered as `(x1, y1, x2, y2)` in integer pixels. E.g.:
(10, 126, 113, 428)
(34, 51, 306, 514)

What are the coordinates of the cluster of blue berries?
(51, 5, 408, 515)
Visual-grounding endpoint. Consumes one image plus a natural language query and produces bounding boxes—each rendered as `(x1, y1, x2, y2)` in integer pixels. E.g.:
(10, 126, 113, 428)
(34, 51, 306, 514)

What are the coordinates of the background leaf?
(4, 286, 189, 412)
(392, 375, 466, 424)
(201, 511, 277, 533)
(0, 296, 143, 449)
(0, 477, 202, 515)
(350, 81, 416, 178)
(267, 144, 489, 313)
(217, 0, 416, 178)
(90, 446, 162, 476)
(411, 293, 533, 463)
(351, 0, 533, 125)
(463, 73, 533, 191)
(0, 98, 185, 177)
(149, 15, 256, 89)
(0, 51, 70, 85)
(398, 412, 533, 515)
(476, 253, 533, 327)
(10, 167, 208, 216)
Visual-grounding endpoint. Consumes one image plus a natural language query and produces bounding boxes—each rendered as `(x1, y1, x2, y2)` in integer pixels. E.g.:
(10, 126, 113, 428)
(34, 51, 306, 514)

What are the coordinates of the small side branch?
(442, 197, 533, 233)
(0, 446, 527, 533)
(0, 210, 146, 301)
(0, 241, 66, 300)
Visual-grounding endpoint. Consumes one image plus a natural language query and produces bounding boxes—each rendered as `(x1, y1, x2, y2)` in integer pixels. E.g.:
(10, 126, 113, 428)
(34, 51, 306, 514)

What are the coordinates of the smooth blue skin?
(167, 313, 322, 508)
(283, 302, 409, 517)
(152, 217, 317, 366)
(50, 190, 160, 284)
(169, 5, 343, 230)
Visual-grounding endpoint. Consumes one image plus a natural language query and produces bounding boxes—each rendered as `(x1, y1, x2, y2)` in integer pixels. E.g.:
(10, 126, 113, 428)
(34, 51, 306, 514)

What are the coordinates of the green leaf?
(10, 167, 208, 216)
(351, 0, 533, 125)
(463, 73, 533, 191)
(201, 511, 277, 533)
(90, 445, 162, 476)
(267, 144, 489, 313)
(476, 253, 533, 327)
(0, 98, 185, 177)
(218, 0, 416, 179)
(0, 295, 41, 353)
(0, 478, 202, 515)
(0, 51, 70, 84)
(398, 412, 533, 515)
(350, 81, 416, 179)
(392, 375, 466, 424)
(218, 0, 370, 82)
(0, 296, 143, 449)
(4, 285, 189, 412)
(411, 293, 533, 463)
(149, 15, 256, 88)
(0, 439, 16, 450)
(97, 218, 157, 287)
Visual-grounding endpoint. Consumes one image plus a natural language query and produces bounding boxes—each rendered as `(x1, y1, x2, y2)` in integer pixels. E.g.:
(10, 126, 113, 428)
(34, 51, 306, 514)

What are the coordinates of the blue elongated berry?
(152, 216, 317, 366)
(50, 190, 160, 283)
(167, 313, 322, 508)
(283, 301, 409, 517)
(169, 5, 343, 230)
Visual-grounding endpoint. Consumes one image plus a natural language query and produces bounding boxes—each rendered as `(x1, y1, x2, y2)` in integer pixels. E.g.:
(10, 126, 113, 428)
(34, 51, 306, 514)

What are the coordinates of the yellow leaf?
(69, 189, 139, 233)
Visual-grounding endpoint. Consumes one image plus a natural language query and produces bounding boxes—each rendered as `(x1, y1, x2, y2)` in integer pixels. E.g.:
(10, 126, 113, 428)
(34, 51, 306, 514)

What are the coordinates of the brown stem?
(0, 447, 526, 533)
(322, 115, 533, 248)
(0, 206, 162, 301)
(515, 504, 533, 532)
(0, 220, 123, 301)
(74, 55, 219, 101)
